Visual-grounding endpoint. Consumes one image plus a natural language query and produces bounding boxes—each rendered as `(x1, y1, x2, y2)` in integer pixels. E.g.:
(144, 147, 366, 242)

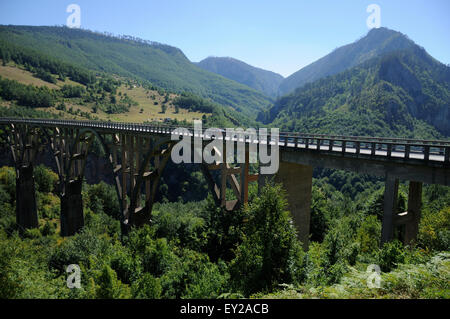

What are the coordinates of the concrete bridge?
(1, 117, 449, 248)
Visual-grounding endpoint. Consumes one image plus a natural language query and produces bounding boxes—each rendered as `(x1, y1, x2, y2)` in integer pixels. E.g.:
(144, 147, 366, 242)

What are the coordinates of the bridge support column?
(16, 164, 39, 231)
(274, 162, 313, 250)
(381, 175, 399, 245)
(60, 179, 84, 236)
(402, 181, 422, 244)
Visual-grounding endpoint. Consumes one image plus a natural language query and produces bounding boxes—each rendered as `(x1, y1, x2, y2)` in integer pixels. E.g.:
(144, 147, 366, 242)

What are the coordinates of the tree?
(229, 183, 304, 296)
(131, 273, 161, 299)
(95, 265, 132, 299)
(34, 165, 58, 193)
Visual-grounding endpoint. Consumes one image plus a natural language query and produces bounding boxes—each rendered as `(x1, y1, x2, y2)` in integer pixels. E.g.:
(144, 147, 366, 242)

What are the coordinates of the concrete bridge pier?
(382, 176, 423, 245)
(397, 181, 422, 245)
(16, 164, 39, 231)
(381, 175, 399, 245)
(60, 179, 84, 236)
(272, 162, 313, 250)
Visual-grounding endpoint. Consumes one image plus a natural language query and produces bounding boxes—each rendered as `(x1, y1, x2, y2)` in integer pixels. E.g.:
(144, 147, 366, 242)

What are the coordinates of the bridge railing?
(1, 117, 449, 163)
(275, 132, 450, 162)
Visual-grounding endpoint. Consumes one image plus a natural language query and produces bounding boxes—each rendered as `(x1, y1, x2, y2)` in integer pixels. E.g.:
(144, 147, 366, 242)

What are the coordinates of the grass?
(0, 63, 59, 89)
(0, 61, 84, 89)
(112, 85, 208, 122)
(36, 85, 210, 123)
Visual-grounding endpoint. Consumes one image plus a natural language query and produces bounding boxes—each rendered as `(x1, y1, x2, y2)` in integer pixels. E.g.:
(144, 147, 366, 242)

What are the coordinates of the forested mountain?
(0, 39, 258, 128)
(260, 46, 450, 138)
(196, 57, 284, 97)
(0, 25, 272, 117)
(278, 28, 420, 96)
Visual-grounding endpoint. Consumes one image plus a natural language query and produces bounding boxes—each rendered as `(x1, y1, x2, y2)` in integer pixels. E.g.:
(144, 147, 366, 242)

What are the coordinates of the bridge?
(1, 117, 449, 248)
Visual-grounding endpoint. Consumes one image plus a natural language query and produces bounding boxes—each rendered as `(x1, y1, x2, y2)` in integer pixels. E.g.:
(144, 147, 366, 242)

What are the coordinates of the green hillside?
(196, 57, 284, 97)
(0, 25, 272, 117)
(261, 46, 450, 139)
(278, 28, 419, 96)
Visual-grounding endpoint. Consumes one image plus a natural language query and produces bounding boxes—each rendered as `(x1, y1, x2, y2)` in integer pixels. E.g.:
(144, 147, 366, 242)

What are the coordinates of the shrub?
(356, 215, 381, 255)
(160, 248, 228, 299)
(95, 265, 131, 299)
(40, 220, 56, 236)
(132, 273, 162, 299)
(152, 201, 207, 251)
(110, 245, 142, 284)
(85, 182, 120, 217)
(377, 240, 405, 272)
(37, 192, 60, 219)
(229, 183, 304, 296)
(49, 228, 112, 274)
(418, 207, 450, 251)
(34, 165, 58, 193)
(0, 166, 15, 201)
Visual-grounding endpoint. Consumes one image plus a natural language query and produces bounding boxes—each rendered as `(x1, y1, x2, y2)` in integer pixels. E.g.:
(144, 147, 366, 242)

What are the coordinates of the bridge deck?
(1, 118, 449, 177)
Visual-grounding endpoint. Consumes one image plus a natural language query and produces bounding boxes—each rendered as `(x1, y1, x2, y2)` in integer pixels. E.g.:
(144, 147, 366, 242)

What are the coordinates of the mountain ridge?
(196, 56, 283, 97)
(278, 27, 421, 96)
(0, 25, 272, 117)
(261, 45, 450, 139)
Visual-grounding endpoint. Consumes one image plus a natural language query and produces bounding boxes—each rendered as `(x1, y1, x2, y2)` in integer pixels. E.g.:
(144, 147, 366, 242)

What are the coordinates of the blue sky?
(0, 0, 449, 77)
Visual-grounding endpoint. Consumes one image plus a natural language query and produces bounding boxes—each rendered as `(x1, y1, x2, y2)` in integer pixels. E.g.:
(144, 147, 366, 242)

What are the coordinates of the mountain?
(260, 45, 450, 138)
(196, 57, 283, 97)
(0, 25, 272, 117)
(278, 28, 419, 96)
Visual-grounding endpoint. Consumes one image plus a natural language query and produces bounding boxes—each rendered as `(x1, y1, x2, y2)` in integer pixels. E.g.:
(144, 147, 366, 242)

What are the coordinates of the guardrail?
(1, 117, 449, 163)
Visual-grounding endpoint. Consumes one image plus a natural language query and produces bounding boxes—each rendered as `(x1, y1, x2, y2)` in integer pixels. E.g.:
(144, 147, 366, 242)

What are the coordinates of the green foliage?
(310, 186, 330, 242)
(377, 240, 406, 272)
(173, 93, 216, 113)
(229, 183, 304, 296)
(258, 252, 450, 299)
(85, 182, 120, 218)
(0, 163, 448, 299)
(199, 197, 247, 262)
(34, 164, 58, 193)
(61, 84, 85, 98)
(301, 215, 361, 286)
(0, 166, 16, 202)
(0, 37, 95, 85)
(418, 206, 450, 251)
(356, 215, 381, 255)
(34, 67, 56, 84)
(381, 252, 450, 298)
(0, 105, 58, 119)
(94, 265, 132, 299)
(131, 273, 162, 299)
(0, 76, 55, 108)
(110, 245, 142, 284)
(160, 248, 228, 299)
(152, 201, 207, 250)
(49, 228, 113, 275)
